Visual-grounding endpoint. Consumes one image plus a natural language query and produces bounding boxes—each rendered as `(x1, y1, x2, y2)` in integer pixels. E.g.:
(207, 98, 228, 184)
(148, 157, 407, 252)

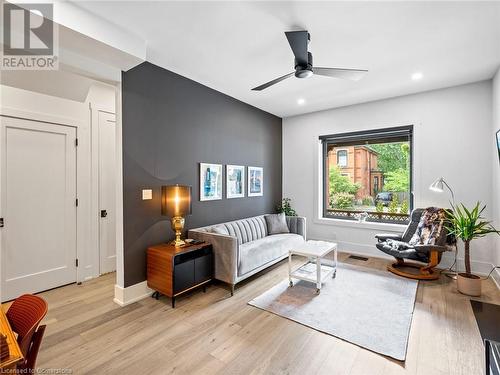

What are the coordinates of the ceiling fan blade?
(285, 31, 309, 66)
(313, 67, 368, 81)
(251, 72, 294, 91)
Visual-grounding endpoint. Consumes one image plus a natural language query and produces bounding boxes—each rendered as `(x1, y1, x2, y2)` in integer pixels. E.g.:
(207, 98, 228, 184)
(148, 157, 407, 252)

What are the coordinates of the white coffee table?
(288, 240, 338, 293)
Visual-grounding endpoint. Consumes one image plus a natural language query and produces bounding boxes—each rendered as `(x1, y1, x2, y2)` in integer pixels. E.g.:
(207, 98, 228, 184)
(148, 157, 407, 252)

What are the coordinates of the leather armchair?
(375, 208, 454, 280)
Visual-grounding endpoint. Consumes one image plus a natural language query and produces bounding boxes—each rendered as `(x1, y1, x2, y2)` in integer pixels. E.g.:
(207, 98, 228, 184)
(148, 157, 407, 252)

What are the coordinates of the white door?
(98, 111, 116, 274)
(0, 116, 77, 302)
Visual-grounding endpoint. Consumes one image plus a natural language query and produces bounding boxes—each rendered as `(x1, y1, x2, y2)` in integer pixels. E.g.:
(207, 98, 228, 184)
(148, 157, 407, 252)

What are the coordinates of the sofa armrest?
(188, 230, 238, 285)
(375, 233, 403, 242)
(286, 216, 306, 240)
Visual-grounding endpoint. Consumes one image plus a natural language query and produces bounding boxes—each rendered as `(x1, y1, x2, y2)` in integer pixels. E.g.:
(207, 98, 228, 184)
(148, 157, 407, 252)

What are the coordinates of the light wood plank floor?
(9, 253, 500, 375)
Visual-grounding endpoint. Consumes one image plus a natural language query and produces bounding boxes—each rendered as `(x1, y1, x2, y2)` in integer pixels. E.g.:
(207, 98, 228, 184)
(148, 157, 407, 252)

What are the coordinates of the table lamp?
(161, 185, 192, 247)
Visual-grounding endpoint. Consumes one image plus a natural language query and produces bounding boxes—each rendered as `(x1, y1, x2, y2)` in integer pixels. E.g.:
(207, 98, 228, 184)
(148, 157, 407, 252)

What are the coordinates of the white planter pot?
(457, 273, 482, 296)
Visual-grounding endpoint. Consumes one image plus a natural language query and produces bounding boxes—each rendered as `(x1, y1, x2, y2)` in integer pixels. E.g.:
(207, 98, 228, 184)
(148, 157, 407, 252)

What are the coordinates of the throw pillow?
(265, 213, 290, 235)
(211, 225, 229, 235)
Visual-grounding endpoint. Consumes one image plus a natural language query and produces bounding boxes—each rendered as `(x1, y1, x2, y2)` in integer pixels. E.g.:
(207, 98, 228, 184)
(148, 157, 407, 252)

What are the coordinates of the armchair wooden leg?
(420, 250, 439, 276)
(230, 284, 235, 296)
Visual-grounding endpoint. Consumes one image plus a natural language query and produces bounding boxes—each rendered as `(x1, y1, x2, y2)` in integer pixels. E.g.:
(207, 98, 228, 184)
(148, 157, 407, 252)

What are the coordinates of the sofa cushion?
(265, 213, 290, 235)
(211, 225, 229, 235)
(223, 216, 268, 245)
(238, 233, 304, 276)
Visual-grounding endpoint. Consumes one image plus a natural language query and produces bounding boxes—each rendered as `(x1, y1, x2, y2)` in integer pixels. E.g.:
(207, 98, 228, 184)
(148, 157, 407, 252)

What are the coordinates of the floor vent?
(348, 255, 369, 261)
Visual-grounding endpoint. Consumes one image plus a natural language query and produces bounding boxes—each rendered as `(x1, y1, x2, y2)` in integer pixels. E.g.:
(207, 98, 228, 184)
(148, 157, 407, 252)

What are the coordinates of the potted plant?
(446, 202, 499, 296)
(276, 198, 297, 216)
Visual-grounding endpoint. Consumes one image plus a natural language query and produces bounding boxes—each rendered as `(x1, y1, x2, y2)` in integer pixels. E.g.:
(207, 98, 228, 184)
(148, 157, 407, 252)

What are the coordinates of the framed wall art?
(248, 166, 263, 197)
(200, 163, 223, 201)
(226, 165, 245, 199)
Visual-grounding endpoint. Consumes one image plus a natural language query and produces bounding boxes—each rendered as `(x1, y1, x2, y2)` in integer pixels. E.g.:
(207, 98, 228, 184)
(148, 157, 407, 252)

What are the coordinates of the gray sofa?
(188, 215, 306, 294)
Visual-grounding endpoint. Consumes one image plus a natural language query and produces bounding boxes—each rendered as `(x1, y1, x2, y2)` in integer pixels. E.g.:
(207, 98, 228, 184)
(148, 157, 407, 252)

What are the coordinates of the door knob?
(100, 210, 108, 218)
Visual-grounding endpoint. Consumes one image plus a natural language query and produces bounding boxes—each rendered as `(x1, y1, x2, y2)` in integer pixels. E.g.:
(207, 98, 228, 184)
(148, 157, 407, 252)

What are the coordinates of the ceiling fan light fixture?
(295, 69, 313, 79)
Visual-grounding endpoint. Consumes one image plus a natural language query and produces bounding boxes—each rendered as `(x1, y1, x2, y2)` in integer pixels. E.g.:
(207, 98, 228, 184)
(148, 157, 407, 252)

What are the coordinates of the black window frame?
(321, 125, 414, 224)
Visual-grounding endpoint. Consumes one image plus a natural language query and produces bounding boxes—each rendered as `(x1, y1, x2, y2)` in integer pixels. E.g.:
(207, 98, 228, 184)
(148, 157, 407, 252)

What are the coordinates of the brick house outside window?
(328, 146, 384, 199)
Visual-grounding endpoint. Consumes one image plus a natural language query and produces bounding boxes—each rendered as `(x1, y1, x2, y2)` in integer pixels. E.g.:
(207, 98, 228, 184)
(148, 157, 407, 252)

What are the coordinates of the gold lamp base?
(170, 216, 186, 247)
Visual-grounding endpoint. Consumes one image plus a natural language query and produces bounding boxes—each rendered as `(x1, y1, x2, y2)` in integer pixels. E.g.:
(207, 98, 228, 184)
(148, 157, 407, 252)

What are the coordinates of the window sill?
(313, 217, 406, 232)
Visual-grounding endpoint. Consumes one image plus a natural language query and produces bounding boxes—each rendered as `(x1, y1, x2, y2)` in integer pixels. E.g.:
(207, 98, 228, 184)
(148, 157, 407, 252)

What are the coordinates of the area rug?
(248, 262, 418, 361)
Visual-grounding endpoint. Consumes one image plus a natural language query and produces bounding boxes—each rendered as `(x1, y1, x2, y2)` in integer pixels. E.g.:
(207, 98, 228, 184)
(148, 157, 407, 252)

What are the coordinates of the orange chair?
(6, 294, 48, 371)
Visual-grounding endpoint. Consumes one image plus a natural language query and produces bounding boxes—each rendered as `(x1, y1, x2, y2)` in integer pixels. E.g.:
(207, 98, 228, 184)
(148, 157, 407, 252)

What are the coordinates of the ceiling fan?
(251, 30, 368, 91)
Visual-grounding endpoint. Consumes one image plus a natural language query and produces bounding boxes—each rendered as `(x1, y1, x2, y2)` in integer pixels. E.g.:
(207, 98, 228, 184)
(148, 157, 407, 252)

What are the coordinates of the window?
(321, 126, 413, 224)
(337, 150, 348, 167)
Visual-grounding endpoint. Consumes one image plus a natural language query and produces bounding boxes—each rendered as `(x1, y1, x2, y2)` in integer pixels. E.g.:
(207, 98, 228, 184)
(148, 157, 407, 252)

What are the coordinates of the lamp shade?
(429, 177, 445, 193)
(161, 185, 192, 217)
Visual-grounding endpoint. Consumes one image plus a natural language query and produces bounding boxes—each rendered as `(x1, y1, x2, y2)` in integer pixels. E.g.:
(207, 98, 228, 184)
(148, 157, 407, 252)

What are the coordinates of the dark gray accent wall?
(122, 62, 282, 287)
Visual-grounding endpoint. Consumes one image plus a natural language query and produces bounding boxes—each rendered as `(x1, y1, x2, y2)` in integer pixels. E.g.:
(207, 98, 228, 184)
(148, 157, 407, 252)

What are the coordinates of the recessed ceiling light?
(297, 98, 305, 105)
(411, 72, 423, 81)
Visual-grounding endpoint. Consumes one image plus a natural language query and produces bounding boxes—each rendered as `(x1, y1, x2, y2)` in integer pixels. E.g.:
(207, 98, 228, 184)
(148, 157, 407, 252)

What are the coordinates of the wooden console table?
(147, 242, 213, 308)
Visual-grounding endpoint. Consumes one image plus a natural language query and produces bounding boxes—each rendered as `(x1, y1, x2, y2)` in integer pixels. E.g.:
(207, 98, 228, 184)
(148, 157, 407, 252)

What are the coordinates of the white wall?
(283, 81, 495, 273)
(493, 68, 500, 284)
(0, 72, 116, 283)
(16, 1, 146, 65)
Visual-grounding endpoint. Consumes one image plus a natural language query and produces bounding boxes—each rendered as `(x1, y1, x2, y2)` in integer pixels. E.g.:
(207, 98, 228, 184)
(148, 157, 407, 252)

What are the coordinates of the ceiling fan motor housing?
(251, 30, 367, 90)
(295, 52, 313, 78)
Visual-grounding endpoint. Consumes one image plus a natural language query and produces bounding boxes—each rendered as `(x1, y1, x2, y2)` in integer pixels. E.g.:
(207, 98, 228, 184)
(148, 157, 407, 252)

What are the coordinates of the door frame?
(0, 82, 126, 301)
(114, 84, 125, 289)
(0, 106, 85, 286)
(90, 104, 116, 275)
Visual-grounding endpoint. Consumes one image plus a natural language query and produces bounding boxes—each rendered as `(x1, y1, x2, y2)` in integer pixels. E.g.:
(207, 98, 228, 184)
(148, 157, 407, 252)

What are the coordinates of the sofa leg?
(230, 284, 235, 296)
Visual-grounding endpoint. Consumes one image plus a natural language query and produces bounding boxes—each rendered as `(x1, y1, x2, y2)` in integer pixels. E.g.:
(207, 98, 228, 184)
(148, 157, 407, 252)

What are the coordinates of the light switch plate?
(142, 189, 152, 200)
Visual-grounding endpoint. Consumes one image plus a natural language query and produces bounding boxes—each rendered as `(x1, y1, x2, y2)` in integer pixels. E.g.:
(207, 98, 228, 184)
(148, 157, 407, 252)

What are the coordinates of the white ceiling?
(73, 1, 500, 117)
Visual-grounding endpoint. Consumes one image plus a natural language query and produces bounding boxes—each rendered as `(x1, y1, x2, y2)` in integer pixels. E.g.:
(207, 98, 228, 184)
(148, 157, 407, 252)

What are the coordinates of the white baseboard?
(311, 236, 500, 290)
(113, 281, 153, 307)
(313, 237, 392, 260)
(111, 241, 499, 305)
(491, 268, 500, 290)
(438, 253, 496, 276)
